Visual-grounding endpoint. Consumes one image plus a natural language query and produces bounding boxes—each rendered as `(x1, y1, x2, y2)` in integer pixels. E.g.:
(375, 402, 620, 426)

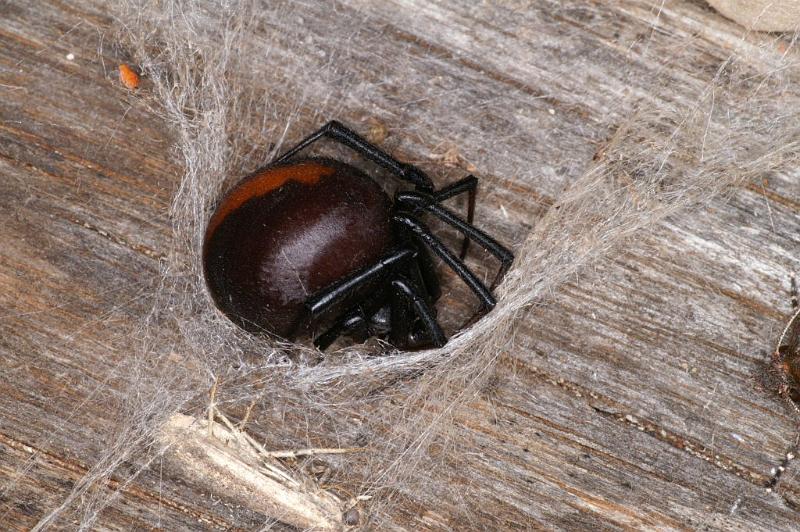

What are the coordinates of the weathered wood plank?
(1, 0, 799, 529)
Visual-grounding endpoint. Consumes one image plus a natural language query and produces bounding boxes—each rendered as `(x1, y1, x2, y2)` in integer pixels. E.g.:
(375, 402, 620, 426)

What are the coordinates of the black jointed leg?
(314, 307, 370, 350)
(412, 244, 442, 302)
(393, 214, 496, 310)
(397, 193, 514, 287)
(433, 175, 478, 258)
(305, 248, 415, 318)
(313, 286, 397, 350)
(391, 277, 447, 348)
(206, 120, 514, 351)
(313, 261, 440, 350)
(275, 120, 434, 191)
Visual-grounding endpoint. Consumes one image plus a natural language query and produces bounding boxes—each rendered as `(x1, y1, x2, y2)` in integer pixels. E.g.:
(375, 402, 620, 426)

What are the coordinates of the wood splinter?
(159, 412, 364, 530)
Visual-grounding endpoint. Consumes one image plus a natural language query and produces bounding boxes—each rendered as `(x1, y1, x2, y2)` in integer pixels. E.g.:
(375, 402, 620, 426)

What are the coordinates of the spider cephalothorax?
(203, 121, 513, 350)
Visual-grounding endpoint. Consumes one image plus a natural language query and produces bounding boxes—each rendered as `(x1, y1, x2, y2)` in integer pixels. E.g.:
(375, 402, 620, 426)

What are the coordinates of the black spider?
(203, 120, 514, 350)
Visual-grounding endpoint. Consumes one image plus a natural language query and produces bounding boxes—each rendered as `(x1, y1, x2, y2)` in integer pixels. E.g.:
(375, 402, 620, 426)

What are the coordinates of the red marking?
(206, 161, 334, 238)
(119, 64, 140, 89)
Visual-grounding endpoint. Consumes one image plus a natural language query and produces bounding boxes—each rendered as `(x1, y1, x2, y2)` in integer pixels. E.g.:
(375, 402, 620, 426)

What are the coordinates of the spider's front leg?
(303, 247, 412, 350)
(313, 305, 378, 351)
(432, 175, 478, 257)
(393, 214, 496, 310)
(304, 248, 413, 318)
(389, 273, 447, 349)
(396, 190, 514, 287)
(307, 247, 446, 350)
(275, 120, 434, 191)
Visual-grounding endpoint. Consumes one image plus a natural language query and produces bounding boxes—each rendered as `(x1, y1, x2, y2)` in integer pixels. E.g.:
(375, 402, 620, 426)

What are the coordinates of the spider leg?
(396, 194, 514, 287)
(412, 245, 441, 303)
(305, 247, 414, 318)
(315, 257, 443, 350)
(275, 120, 434, 191)
(433, 175, 478, 258)
(394, 217, 441, 303)
(314, 307, 371, 351)
(390, 276, 447, 348)
(393, 214, 496, 309)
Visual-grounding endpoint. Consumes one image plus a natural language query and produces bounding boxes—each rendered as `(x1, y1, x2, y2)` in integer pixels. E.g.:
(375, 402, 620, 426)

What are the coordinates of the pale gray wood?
(1, 0, 799, 529)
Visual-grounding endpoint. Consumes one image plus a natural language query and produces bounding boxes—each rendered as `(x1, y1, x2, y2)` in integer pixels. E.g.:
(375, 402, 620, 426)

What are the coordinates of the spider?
(772, 273, 800, 404)
(202, 121, 514, 350)
(765, 273, 800, 491)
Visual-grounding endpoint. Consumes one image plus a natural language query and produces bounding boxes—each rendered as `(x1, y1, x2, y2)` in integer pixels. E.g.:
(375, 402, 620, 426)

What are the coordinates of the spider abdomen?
(203, 158, 394, 338)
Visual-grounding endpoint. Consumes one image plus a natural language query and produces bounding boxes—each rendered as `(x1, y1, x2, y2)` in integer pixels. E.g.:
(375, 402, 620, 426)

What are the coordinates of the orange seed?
(119, 64, 140, 90)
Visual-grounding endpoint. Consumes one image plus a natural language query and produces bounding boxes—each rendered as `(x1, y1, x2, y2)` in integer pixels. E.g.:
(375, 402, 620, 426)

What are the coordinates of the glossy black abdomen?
(203, 158, 394, 338)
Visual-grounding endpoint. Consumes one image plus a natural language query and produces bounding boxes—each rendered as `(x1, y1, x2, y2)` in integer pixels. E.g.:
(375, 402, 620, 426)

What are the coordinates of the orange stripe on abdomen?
(205, 161, 335, 239)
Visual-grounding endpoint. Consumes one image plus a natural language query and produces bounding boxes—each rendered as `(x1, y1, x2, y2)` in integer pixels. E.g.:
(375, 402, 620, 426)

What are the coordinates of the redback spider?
(202, 121, 514, 350)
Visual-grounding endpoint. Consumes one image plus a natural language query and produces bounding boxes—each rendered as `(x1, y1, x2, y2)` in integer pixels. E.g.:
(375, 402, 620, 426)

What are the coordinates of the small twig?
(222, 408, 363, 460)
(260, 447, 364, 459)
(238, 397, 258, 430)
(210, 406, 363, 484)
(211, 407, 298, 485)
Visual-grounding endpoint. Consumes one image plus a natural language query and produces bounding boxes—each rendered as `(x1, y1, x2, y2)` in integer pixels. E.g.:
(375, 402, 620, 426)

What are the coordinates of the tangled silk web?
(36, 0, 800, 529)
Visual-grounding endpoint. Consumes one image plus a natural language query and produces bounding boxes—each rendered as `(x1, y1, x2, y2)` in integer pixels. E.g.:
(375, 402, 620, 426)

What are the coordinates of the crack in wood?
(590, 405, 766, 485)
(0, 132, 167, 263)
(498, 354, 784, 490)
(744, 181, 800, 212)
(70, 217, 165, 261)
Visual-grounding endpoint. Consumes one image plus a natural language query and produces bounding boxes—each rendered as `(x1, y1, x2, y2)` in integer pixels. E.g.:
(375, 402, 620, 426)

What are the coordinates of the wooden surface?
(2, 0, 800, 530)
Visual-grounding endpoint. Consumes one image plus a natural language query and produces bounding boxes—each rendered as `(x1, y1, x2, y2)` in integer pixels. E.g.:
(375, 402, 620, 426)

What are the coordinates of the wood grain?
(1, 0, 799, 529)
